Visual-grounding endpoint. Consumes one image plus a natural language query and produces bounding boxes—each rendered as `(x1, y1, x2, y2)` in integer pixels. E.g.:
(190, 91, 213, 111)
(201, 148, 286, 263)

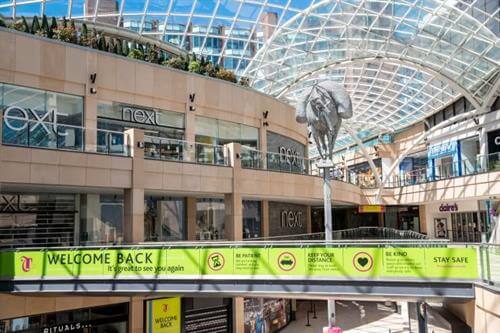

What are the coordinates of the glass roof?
(1, 0, 498, 150)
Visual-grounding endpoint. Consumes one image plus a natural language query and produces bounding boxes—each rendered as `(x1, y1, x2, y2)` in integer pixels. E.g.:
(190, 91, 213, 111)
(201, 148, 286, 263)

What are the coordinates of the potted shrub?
(239, 76, 250, 87)
(128, 48, 144, 60)
(216, 67, 237, 83)
(163, 55, 188, 70)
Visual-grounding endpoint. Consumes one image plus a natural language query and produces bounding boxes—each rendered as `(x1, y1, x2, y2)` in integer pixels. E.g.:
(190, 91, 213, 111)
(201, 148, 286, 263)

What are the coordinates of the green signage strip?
(0, 246, 478, 281)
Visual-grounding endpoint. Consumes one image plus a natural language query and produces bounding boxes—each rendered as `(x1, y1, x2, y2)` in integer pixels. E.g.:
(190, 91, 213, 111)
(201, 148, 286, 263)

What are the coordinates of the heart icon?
(357, 257, 369, 267)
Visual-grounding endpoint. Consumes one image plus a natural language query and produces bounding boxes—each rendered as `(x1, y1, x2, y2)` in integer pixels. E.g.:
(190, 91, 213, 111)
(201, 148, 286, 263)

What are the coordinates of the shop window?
(195, 116, 259, 148)
(80, 194, 124, 245)
(451, 211, 487, 242)
(0, 303, 128, 333)
(144, 196, 185, 241)
(0, 194, 76, 248)
(196, 198, 225, 240)
(243, 201, 262, 239)
(1, 83, 84, 150)
(244, 298, 292, 333)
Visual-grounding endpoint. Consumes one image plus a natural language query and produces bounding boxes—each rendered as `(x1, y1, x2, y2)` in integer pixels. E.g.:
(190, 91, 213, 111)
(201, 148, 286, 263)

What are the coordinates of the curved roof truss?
(244, 0, 499, 148)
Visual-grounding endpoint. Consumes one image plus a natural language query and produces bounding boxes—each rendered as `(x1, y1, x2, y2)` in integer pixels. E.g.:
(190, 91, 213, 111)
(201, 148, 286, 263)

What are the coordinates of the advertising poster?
(146, 297, 181, 333)
(1, 246, 479, 281)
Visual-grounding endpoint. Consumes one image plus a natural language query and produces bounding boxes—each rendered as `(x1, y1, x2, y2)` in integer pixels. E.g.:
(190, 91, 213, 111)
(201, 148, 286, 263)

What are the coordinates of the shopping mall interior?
(0, 0, 498, 332)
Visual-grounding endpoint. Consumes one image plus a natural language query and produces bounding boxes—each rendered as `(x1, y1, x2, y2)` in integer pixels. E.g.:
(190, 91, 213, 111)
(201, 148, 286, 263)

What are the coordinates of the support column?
(186, 197, 198, 241)
(124, 128, 144, 244)
(262, 200, 270, 238)
(233, 297, 245, 333)
(306, 205, 312, 234)
(184, 108, 196, 162)
(226, 142, 245, 333)
(129, 296, 144, 333)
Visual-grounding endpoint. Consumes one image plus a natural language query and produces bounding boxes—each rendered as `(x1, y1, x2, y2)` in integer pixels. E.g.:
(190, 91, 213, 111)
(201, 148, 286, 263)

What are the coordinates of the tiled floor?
(281, 301, 451, 333)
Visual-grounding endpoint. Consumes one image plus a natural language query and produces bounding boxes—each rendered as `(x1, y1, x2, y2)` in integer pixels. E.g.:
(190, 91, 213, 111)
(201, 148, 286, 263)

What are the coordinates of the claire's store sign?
(3, 106, 69, 135)
(121, 106, 160, 126)
(439, 203, 459, 212)
(1, 246, 479, 281)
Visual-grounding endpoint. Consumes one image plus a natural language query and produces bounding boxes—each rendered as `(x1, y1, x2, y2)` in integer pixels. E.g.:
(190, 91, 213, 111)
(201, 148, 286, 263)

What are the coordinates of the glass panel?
(243, 201, 261, 239)
(80, 194, 124, 245)
(196, 198, 225, 240)
(144, 196, 185, 241)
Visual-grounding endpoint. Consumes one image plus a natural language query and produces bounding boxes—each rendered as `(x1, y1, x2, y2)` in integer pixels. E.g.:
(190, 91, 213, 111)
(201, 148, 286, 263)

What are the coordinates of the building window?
(243, 201, 262, 239)
(195, 116, 259, 148)
(80, 194, 124, 245)
(0, 303, 129, 333)
(0, 194, 76, 248)
(196, 198, 225, 240)
(1, 83, 84, 150)
(144, 196, 185, 241)
(450, 211, 487, 242)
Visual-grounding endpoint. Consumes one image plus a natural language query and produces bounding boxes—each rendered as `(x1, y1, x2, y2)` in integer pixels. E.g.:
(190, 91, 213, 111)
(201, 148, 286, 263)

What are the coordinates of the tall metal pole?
(323, 166, 335, 327)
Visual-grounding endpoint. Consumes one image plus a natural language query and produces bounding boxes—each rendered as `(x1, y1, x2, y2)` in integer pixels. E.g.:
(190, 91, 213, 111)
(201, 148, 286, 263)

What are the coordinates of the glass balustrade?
(2, 115, 130, 156)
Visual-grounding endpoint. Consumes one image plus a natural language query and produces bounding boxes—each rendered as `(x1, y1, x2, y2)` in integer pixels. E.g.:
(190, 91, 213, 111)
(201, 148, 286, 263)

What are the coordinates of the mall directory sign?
(0, 246, 478, 281)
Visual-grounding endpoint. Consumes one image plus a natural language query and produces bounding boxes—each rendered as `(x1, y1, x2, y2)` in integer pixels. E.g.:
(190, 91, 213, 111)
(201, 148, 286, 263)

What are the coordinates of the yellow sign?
(147, 297, 181, 333)
(358, 205, 385, 213)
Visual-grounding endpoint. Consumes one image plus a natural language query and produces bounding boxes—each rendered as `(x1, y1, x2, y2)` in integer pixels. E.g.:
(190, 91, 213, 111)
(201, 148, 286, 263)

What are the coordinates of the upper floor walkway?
(0, 241, 498, 301)
(1, 120, 500, 207)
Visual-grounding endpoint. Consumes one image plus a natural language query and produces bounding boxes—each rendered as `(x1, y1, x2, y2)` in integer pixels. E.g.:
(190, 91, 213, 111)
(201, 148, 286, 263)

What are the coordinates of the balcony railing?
(2, 115, 130, 156)
(143, 135, 229, 166)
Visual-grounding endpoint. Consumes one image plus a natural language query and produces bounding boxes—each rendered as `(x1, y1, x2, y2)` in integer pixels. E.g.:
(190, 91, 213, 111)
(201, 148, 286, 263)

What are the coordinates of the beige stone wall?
(0, 294, 130, 320)
(0, 29, 306, 146)
(474, 286, 500, 333)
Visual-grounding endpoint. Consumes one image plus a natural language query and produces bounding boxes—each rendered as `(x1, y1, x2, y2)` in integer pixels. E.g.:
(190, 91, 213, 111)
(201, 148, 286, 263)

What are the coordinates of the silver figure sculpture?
(295, 81, 353, 161)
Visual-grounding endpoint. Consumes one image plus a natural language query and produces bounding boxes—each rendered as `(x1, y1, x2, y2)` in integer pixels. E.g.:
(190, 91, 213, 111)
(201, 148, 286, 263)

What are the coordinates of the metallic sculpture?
(295, 81, 353, 329)
(296, 81, 353, 161)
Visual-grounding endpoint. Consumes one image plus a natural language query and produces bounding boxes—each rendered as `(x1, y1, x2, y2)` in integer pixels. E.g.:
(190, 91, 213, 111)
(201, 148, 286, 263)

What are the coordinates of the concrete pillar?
(225, 143, 243, 241)
(123, 128, 144, 244)
(233, 297, 245, 333)
(184, 109, 196, 162)
(186, 197, 197, 241)
(262, 200, 270, 238)
(80, 194, 100, 244)
(129, 296, 144, 333)
(419, 205, 427, 235)
(259, 121, 267, 154)
(306, 205, 312, 234)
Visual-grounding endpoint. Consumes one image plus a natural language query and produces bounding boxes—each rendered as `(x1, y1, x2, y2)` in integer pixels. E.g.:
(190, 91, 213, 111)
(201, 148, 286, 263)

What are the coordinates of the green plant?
(164, 55, 189, 70)
(49, 17, 57, 38)
(122, 40, 130, 56)
(145, 44, 161, 64)
(116, 38, 122, 55)
(0, 16, 6, 27)
(97, 34, 107, 51)
(238, 76, 250, 87)
(128, 48, 144, 60)
(9, 19, 25, 32)
(53, 24, 77, 43)
(31, 16, 41, 34)
(21, 16, 30, 33)
(41, 15, 49, 37)
(188, 59, 202, 74)
(216, 67, 237, 83)
(204, 62, 218, 77)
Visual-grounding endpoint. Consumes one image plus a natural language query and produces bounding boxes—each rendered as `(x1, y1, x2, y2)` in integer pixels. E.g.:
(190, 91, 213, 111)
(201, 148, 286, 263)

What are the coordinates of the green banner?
(0, 246, 478, 281)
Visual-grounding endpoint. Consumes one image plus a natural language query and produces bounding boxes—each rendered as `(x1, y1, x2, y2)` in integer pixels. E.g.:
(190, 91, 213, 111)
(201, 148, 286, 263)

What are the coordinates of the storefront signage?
(358, 205, 385, 213)
(280, 210, 303, 229)
(487, 129, 500, 154)
(428, 141, 458, 159)
(146, 297, 181, 333)
(0, 246, 478, 281)
(279, 146, 300, 166)
(3, 106, 68, 135)
(439, 203, 458, 212)
(42, 322, 92, 333)
(122, 106, 160, 126)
